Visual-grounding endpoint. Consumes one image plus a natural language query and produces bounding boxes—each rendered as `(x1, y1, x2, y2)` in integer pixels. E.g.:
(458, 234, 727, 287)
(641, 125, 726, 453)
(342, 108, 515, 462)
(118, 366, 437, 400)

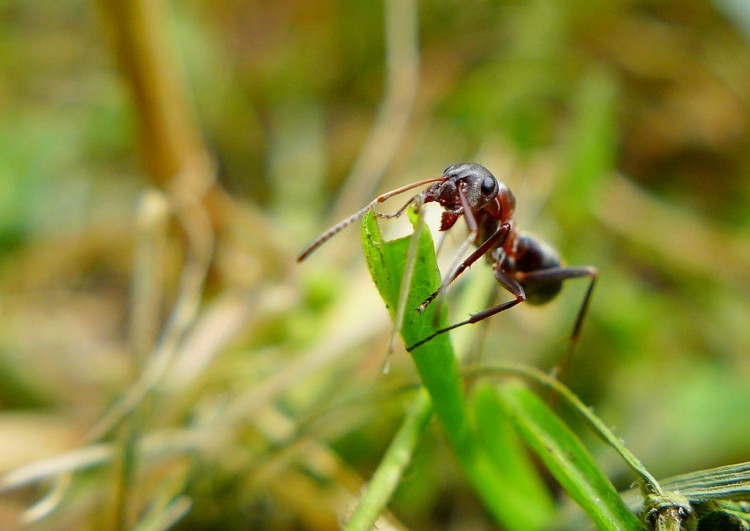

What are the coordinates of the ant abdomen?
(503, 234, 563, 305)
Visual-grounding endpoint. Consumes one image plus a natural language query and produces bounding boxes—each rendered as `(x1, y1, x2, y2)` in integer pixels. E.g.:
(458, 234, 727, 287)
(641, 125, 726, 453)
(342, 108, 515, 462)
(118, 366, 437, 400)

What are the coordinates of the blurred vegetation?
(1, 0, 750, 529)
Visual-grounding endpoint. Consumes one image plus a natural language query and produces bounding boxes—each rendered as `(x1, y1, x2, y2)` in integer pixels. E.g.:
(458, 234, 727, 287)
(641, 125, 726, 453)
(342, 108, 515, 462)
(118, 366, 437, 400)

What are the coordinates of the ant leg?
(516, 266, 597, 344)
(436, 186, 480, 299)
(407, 268, 526, 351)
(516, 266, 598, 381)
(373, 192, 421, 221)
(417, 222, 511, 312)
(434, 229, 451, 257)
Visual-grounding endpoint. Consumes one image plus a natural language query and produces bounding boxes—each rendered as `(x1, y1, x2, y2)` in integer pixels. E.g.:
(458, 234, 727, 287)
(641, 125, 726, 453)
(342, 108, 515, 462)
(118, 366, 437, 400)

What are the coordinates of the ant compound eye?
(455, 164, 501, 210)
(480, 176, 498, 197)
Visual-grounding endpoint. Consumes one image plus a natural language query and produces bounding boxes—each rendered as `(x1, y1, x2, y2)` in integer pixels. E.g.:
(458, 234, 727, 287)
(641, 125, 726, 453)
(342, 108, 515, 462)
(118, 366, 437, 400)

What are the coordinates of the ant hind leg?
(516, 266, 598, 383)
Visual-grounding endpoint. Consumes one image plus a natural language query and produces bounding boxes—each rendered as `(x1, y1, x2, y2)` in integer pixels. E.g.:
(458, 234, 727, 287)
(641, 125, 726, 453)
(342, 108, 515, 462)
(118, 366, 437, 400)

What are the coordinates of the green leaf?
(361, 209, 466, 437)
(345, 389, 433, 531)
(497, 380, 642, 530)
(471, 382, 556, 520)
(360, 210, 550, 530)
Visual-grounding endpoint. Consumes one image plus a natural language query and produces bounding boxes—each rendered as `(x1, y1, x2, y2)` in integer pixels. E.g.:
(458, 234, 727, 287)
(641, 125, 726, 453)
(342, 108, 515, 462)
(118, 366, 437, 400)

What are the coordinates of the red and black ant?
(297, 163, 597, 362)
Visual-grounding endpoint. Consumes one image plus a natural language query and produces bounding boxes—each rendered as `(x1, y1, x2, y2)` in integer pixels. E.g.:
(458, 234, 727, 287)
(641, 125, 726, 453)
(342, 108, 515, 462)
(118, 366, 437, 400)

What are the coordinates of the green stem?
(345, 390, 432, 531)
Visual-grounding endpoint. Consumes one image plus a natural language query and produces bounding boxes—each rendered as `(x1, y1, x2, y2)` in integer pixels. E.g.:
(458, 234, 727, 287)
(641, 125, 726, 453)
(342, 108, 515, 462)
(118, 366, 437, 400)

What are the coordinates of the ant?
(297, 163, 597, 366)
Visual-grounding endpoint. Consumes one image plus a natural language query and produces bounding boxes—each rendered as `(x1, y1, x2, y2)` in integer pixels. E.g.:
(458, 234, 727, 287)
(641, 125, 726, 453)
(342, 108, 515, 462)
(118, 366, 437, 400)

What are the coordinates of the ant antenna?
(296, 176, 445, 262)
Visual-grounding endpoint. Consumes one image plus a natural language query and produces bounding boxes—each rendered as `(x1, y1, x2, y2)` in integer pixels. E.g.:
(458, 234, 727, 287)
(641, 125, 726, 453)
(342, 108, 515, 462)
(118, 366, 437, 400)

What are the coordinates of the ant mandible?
(297, 163, 597, 360)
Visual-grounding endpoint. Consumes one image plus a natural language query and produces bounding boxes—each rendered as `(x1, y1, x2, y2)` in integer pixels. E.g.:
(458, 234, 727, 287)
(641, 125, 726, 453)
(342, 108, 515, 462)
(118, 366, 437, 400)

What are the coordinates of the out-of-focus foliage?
(1, 0, 750, 529)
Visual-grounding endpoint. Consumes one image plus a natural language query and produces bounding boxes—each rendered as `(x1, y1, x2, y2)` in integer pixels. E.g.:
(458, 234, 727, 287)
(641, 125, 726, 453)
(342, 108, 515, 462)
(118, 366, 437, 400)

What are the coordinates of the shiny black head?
(440, 163, 500, 211)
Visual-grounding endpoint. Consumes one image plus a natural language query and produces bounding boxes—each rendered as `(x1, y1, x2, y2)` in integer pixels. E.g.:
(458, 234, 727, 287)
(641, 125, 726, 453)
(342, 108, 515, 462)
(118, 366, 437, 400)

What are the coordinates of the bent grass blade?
(344, 389, 433, 531)
(469, 364, 750, 530)
(494, 380, 643, 531)
(472, 382, 557, 519)
(360, 210, 555, 530)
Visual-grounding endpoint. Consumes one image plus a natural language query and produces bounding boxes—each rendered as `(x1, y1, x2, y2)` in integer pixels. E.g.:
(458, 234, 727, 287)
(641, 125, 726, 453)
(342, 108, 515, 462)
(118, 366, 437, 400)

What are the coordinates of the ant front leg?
(407, 265, 525, 351)
(417, 222, 511, 313)
(435, 185, 481, 304)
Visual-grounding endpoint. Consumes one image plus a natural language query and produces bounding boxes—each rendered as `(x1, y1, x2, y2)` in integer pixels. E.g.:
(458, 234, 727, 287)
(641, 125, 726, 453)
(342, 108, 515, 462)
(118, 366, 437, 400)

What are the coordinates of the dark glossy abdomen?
(513, 234, 563, 305)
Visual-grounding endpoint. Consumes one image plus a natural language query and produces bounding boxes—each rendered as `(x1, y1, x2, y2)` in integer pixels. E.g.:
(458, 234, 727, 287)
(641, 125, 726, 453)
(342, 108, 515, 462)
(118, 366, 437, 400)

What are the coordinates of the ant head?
(441, 163, 499, 210)
(441, 163, 515, 220)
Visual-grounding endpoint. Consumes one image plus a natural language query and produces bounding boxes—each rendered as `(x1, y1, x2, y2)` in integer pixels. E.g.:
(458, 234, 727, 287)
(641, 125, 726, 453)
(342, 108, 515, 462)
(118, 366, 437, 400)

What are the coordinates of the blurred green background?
(1, 0, 750, 529)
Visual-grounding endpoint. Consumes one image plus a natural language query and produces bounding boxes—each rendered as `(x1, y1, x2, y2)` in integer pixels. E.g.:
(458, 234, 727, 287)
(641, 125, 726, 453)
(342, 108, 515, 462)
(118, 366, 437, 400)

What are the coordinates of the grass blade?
(344, 389, 433, 531)
(471, 381, 556, 527)
(360, 210, 549, 530)
(497, 380, 642, 530)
